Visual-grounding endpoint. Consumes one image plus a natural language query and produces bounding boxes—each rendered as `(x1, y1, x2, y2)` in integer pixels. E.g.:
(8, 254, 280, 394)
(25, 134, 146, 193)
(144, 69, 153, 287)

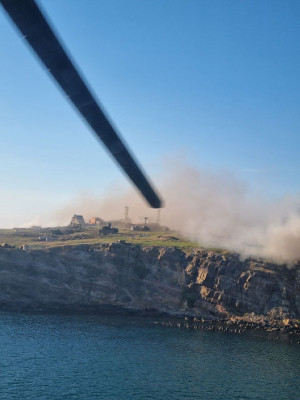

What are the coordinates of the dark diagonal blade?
(1, 0, 162, 208)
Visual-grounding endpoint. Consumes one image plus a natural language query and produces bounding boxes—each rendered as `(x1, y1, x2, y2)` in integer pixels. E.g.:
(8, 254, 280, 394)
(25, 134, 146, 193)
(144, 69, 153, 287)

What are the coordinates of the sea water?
(0, 312, 299, 400)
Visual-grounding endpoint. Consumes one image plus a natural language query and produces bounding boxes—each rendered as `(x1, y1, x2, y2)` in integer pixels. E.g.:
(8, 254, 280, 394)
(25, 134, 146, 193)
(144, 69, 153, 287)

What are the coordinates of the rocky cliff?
(0, 242, 299, 327)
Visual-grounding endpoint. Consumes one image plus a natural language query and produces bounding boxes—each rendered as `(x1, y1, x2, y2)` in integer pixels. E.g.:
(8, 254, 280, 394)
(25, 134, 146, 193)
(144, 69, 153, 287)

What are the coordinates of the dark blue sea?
(0, 312, 299, 400)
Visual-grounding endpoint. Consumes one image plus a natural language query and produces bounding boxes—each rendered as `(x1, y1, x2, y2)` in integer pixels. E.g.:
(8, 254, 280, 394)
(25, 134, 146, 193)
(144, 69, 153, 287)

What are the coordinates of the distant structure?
(89, 217, 104, 225)
(133, 217, 150, 231)
(131, 217, 151, 232)
(28, 225, 42, 231)
(20, 244, 31, 251)
(38, 236, 55, 242)
(124, 206, 129, 223)
(70, 214, 85, 226)
(99, 223, 119, 235)
(131, 225, 151, 232)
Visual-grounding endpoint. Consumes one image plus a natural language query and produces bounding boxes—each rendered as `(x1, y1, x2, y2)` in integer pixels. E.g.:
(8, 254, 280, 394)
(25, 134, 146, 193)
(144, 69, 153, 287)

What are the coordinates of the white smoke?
(18, 216, 42, 229)
(160, 166, 300, 265)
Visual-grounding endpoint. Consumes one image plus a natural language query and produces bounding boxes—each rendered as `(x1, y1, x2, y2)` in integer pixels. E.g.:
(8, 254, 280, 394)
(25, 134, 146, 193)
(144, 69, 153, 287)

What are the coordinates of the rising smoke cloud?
(49, 163, 300, 265)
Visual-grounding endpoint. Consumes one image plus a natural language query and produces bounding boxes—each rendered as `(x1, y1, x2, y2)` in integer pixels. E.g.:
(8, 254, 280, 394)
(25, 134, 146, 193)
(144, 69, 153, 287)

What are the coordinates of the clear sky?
(0, 0, 300, 227)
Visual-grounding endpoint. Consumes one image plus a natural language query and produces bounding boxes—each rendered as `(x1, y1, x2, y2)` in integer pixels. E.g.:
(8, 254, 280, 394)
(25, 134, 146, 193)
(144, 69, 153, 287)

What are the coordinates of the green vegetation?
(0, 226, 227, 253)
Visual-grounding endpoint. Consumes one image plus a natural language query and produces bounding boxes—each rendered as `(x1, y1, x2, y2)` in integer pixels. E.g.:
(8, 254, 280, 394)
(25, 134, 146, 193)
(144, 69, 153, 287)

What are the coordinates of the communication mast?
(125, 206, 129, 223)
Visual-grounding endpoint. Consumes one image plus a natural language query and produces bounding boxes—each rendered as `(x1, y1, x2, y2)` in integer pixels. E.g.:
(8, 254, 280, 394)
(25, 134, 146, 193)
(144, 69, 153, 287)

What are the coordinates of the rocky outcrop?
(184, 251, 300, 321)
(0, 243, 299, 326)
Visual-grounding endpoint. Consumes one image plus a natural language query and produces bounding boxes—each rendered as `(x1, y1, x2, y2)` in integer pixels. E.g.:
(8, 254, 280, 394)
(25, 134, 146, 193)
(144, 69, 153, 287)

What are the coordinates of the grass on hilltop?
(0, 227, 228, 254)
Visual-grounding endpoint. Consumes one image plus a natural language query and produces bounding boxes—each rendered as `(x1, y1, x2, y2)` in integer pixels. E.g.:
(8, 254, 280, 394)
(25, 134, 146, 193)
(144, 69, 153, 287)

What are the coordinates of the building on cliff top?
(89, 217, 104, 225)
(70, 215, 85, 226)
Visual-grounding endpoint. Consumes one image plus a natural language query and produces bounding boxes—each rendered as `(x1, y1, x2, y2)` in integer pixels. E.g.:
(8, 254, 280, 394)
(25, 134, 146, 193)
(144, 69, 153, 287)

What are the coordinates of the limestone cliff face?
(184, 252, 300, 320)
(0, 243, 299, 322)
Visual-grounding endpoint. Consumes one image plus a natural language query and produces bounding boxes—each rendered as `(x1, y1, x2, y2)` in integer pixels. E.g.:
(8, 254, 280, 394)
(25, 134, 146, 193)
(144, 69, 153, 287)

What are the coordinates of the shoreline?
(0, 305, 299, 344)
(158, 317, 300, 344)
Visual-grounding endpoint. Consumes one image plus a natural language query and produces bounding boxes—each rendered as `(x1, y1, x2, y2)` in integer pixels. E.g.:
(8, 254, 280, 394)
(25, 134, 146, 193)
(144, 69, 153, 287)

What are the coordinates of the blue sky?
(0, 0, 300, 227)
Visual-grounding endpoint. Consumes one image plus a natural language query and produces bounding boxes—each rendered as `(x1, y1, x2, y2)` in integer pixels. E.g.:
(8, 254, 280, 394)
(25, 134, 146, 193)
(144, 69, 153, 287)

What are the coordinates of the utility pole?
(125, 206, 129, 223)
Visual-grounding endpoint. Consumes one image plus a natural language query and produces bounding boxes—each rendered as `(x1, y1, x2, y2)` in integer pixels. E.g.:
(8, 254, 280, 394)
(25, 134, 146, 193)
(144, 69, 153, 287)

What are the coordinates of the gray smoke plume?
(50, 164, 300, 265)
(160, 166, 300, 265)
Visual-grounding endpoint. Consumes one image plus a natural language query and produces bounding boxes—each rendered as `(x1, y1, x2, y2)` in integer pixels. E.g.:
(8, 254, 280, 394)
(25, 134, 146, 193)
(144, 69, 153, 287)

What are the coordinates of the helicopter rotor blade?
(0, 0, 162, 208)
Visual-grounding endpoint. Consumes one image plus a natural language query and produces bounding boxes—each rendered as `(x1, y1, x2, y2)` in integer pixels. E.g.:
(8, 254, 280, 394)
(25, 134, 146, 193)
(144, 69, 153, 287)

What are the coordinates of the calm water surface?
(0, 312, 299, 400)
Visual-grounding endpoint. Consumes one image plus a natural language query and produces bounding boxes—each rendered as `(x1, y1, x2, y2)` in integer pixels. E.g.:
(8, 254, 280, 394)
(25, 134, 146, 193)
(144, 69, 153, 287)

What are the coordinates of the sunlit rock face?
(0, 244, 299, 322)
